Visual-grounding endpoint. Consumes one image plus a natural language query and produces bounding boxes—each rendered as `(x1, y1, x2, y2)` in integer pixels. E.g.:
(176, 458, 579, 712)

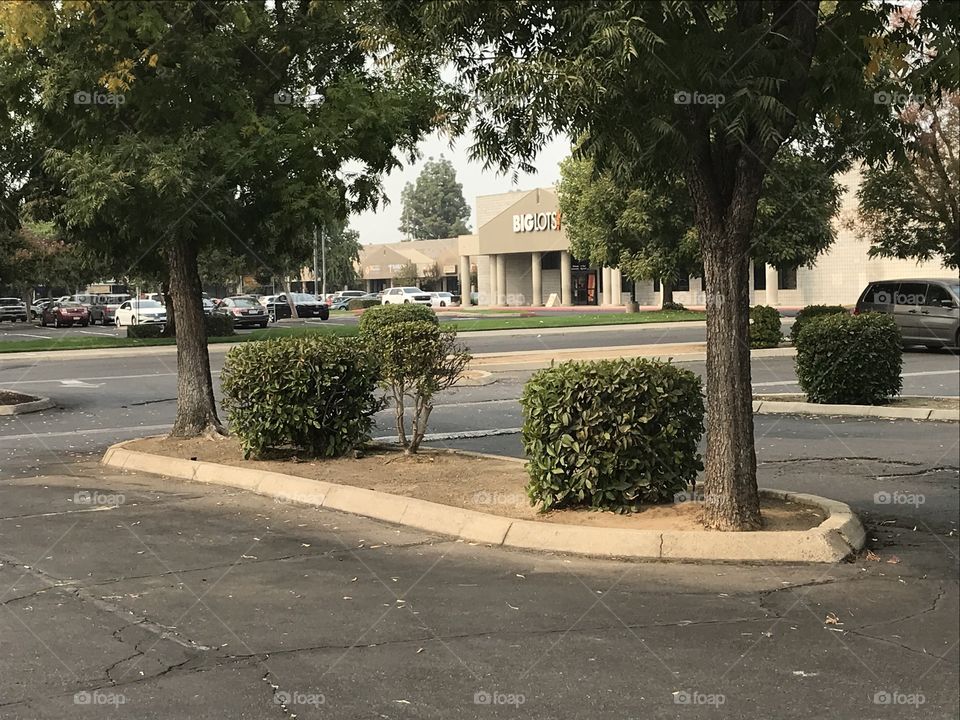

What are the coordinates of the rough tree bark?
(167, 235, 223, 437)
(660, 277, 674, 307)
(687, 152, 766, 531)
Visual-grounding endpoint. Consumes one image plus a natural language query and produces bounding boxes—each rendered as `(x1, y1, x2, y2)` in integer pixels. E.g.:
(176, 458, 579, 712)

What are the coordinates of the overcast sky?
(350, 131, 571, 246)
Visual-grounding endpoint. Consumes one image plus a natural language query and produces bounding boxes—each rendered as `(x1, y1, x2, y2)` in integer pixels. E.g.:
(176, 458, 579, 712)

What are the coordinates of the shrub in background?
(795, 312, 902, 405)
(520, 358, 705, 512)
(154, 313, 235, 339)
(347, 298, 381, 310)
(126, 324, 164, 339)
(357, 302, 437, 338)
(371, 319, 470, 453)
(749, 305, 782, 348)
(221, 336, 380, 459)
(790, 304, 848, 344)
(661, 301, 687, 312)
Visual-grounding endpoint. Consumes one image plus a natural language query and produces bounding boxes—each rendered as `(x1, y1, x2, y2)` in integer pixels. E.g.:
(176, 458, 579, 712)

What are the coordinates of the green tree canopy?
(1, 0, 443, 435)
(399, 156, 471, 239)
(377, 0, 958, 530)
(857, 96, 959, 268)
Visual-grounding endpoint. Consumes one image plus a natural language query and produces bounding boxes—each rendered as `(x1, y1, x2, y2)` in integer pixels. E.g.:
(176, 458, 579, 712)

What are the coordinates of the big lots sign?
(512, 211, 561, 233)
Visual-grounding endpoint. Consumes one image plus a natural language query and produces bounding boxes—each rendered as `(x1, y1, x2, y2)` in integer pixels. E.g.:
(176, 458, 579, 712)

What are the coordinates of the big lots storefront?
(458, 187, 624, 307)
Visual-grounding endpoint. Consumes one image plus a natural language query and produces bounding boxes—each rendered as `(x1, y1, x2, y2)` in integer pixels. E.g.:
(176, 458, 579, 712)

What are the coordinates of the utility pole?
(320, 225, 327, 298)
(313, 227, 320, 297)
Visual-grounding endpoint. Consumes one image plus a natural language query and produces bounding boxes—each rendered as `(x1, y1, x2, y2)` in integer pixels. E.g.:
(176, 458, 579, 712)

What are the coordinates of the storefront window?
(778, 266, 798, 290)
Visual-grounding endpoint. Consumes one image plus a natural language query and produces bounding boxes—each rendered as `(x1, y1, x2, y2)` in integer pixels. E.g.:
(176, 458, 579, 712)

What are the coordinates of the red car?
(41, 301, 91, 327)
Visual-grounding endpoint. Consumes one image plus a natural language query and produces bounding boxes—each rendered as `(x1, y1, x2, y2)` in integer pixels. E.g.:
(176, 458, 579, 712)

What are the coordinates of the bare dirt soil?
(0, 390, 35, 405)
(129, 436, 825, 532)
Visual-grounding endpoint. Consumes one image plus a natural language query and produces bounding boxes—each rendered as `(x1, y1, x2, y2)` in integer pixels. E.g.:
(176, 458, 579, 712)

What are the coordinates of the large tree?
(560, 147, 843, 307)
(399, 155, 471, 239)
(2, 0, 440, 436)
(379, 1, 957, 529)
(857, 95, 959, 268)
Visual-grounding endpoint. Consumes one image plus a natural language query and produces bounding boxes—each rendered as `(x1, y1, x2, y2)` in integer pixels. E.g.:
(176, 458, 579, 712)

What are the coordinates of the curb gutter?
(102, 440, 864, 563)
(753, 396, 959, 422)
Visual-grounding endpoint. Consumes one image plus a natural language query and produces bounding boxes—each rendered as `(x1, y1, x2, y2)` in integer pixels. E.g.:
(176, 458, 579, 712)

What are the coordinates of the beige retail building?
(358, 169, 955, 307)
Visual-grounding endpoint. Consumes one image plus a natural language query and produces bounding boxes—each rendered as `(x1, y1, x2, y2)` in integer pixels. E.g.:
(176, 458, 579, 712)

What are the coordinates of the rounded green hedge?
(795, 312, 902, 405)
(790, 304, 848, 344)
(221, 335, 380, 458)
(347, 298, 381, 310)
(357, 302, 437, 338)
(749, 305, 782, 348)
(520, 358, 704, 512)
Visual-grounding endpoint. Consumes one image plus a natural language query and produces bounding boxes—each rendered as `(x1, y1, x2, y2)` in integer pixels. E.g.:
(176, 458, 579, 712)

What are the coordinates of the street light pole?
(320, 225, 327, 298)
(313, 227, 320, 296)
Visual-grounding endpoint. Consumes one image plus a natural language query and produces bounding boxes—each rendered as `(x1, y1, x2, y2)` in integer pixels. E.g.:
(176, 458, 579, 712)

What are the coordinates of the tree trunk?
(699, 238, 761, 530)
(660, 277, 674, 307)
(281, 277, 300, 319)
(168, 236, 223, 437)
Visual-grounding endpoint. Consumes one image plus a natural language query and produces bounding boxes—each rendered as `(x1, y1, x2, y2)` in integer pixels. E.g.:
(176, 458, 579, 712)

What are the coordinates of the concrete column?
(560, 250, 573, 306)
(601, 266, 613, 306)
(765, 264, 779, 307)
(530, 252, 543, 307)
(610, 267, 623, 306)
(459, 255, 471, 306)
(496, 254, 507, 306)
(487, 254, 498, 307)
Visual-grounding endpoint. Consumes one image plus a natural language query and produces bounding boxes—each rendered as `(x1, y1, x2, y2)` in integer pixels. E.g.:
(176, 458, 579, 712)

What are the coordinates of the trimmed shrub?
(347, 298, 380, 310)
(370, 320, 470, 453)
(795, 312, 902, 405)
(790, 304, 848, 344)
(357, 302, 437, 338)
(520, 358, 704, 512)
(158, 313, 235, 339)
(220, 335, 380, 459)
(749, 305, 782, 348)
(661, 301, 686, 312)
(126, 324, 164, 339)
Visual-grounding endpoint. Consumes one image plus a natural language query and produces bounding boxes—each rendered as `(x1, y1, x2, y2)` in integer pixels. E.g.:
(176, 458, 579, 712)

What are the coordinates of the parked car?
(114, 299, 167, 327)
(429, 292, 459, 308)
(30, 299, 51, 320)
(0, 297, 29, 323)
(855, 278, 960, 349)
(214, 296, 269, 328)
(202, 298, 217, 315)
(381, 287, 432, 305)
(85, 294, 132, 325)
(264, 293, 330, 321)
(40, 301, 90, 327)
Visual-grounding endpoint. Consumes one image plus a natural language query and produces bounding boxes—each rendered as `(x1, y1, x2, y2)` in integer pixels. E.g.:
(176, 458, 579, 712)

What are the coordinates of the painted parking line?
(1, 333, 54, 339)
(0, 424, 173, 443)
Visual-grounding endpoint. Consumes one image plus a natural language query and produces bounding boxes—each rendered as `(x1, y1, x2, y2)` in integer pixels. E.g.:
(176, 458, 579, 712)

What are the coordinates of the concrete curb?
(0, 394, 55, 415)
(101, 440, 863, 563)
(753, 394, 959, 422)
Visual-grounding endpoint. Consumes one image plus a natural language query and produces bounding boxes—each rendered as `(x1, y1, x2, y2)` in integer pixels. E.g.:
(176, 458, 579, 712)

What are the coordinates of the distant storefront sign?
(512, 211, 561, 233)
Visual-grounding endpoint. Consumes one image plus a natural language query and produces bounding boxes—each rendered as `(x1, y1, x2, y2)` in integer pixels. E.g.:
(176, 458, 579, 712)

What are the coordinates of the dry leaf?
(824, 612, 842, 625)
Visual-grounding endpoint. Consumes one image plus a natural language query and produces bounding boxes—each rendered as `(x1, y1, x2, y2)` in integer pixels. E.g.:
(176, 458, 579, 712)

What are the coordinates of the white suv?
(381, 287, 433, 305)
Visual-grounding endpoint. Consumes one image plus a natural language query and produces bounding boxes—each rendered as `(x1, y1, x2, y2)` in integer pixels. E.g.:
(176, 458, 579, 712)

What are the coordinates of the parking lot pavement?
(1, 460, 957, 719)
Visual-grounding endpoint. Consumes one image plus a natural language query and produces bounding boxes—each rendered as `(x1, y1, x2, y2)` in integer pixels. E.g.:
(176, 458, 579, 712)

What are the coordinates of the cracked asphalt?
(1, 344, 958, 718)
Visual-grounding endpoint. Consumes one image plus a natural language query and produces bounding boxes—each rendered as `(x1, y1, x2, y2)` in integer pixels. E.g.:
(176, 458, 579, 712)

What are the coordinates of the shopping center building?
(358, 168, 955, 307)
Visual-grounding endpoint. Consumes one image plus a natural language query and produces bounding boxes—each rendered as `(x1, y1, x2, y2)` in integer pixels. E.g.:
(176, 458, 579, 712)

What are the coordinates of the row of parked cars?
(324, 288, 460, 309)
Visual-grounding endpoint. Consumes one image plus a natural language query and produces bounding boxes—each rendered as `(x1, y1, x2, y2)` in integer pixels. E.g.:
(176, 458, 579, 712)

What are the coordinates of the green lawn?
(0, 310, 703, 354)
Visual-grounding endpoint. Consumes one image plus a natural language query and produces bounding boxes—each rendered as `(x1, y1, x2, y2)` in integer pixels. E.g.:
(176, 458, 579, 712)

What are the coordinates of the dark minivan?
(855, 278, 960, 349)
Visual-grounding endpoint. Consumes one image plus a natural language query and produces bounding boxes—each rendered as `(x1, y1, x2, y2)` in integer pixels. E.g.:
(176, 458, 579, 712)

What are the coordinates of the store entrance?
(572, 266, 598, 305)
